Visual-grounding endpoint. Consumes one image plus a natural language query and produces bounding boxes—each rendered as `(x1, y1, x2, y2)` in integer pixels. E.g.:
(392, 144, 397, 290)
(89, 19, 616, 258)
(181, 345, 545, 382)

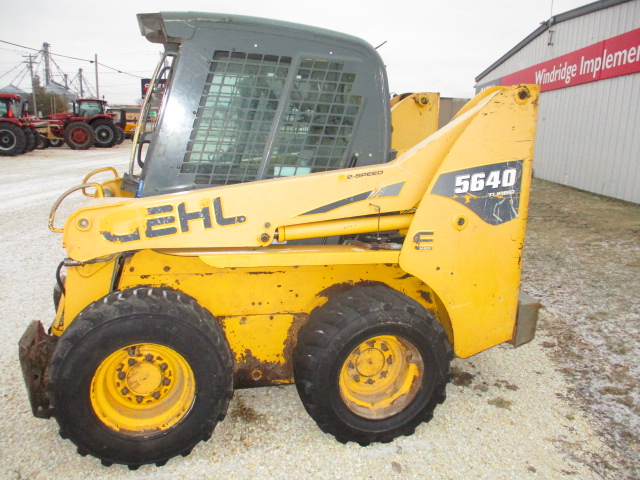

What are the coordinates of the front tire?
(35, 134, 50, 150)
(48, 287, 234, 468)
(293, 285, 452, 445)
(115, 126, 125, 145)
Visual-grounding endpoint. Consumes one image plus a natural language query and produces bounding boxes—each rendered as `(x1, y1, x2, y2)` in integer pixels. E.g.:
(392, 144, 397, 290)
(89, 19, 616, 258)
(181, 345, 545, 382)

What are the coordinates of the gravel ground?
(522, 179, 640, 479)
(0, 143, 636, 479)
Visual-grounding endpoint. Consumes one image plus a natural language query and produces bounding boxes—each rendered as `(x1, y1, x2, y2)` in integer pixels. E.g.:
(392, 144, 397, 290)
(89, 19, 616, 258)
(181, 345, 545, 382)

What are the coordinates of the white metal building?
(475, 0, 640, 204)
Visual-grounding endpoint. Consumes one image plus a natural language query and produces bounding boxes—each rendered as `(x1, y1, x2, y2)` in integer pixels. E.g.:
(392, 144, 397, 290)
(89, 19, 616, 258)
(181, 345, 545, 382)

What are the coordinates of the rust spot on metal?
(316, 280, 389, 299)
(233, 348, 291, 388)
(419, 290, 433, 304)
(18, 321, 58, 418)
(247, 270, 285, 275)
(232, 313, 308, 389)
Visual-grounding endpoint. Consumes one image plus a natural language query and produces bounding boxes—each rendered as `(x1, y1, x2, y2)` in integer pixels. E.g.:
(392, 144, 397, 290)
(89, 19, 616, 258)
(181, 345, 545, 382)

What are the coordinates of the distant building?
(475, 0, 639, 204)
(0, 84, 28, 100)
(44, 81, 77, 102)
(438, 98, 469, 129)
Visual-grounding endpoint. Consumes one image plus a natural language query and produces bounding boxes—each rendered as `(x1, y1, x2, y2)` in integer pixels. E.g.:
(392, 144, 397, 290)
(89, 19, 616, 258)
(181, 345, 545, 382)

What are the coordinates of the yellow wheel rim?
(90, 343, 196, 435)
(339, 335, 424, 419)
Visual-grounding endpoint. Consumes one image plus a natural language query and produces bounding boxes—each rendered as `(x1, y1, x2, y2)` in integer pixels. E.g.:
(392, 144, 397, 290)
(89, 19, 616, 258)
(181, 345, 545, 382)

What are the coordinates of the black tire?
(35, 134, 50, 150)
(48, 287, 234, 468)
(0, 122, 27, 156)
(22, 129, 36, 153)
(92, 119, 118, 148)
(293, 285, 452, 445)
(115, 126, 125, 145)
(49, 138, 65, 147)
(64, 122, 95, 150)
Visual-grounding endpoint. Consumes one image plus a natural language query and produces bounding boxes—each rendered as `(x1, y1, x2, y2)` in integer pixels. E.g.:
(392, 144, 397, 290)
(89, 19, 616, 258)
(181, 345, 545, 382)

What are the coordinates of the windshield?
(78, 100, 104, 117)
(128, 53, 174, 177)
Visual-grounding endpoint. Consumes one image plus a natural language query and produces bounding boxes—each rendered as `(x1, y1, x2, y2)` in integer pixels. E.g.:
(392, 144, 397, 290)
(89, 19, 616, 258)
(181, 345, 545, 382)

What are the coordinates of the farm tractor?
(19, 12, 540, 469)
(0, 93, 47, 156)
(36, 98, 124, 150)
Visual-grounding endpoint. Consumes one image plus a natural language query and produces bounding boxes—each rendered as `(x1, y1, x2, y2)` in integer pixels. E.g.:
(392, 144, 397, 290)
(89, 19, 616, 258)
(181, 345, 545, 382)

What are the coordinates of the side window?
(265, 59, 362, 179)
(180, 51, 362, 186)
(182, 51, 291, 185)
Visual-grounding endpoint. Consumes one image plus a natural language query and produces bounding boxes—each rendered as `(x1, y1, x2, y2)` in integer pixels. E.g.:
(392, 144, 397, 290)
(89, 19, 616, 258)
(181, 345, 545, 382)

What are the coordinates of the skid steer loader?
(19, 12, 540, 469)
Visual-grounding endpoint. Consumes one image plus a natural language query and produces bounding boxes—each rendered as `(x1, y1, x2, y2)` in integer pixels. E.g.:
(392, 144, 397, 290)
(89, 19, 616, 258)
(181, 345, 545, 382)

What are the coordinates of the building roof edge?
(475, 0, 634, 82)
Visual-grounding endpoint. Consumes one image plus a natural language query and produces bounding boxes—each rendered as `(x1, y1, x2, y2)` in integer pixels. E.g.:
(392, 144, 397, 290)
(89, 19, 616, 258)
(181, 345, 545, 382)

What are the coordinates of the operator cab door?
(136, 14, 391, 197)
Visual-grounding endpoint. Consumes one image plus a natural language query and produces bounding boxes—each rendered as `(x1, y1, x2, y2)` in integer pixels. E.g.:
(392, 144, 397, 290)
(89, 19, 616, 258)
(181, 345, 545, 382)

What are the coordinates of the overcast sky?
(1, 0, 596, 105)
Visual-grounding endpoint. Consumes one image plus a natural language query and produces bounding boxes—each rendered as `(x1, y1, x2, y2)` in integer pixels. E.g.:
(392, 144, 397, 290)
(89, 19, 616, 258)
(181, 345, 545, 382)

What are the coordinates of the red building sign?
(500, 28, 640, 91)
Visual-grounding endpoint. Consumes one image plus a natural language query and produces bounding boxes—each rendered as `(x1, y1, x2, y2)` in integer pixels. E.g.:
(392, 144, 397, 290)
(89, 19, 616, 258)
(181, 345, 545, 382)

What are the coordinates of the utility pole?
(94, 54, 99, 99)
(26, 55, 38, 116)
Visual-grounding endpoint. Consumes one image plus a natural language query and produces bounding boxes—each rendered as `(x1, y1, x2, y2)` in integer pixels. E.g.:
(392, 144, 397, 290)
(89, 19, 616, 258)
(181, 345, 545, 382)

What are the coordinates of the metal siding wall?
(477, 0, 640, 203)
(438, 98, 469, 129)
(534, 73, 640, 203)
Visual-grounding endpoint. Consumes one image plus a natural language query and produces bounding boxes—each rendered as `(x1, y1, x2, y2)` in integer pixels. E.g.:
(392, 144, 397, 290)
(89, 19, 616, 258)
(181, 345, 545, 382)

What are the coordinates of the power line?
(0, 39, 144, 78)
(0, 62, 23, 80)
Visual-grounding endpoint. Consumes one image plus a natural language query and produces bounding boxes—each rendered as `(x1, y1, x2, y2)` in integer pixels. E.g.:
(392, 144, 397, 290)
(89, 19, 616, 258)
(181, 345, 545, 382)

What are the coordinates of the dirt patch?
(451, 366, 475, 387)
(228, 396, 266, 424)
(522, 178, 640, 479)
(487, 397, 513, 409)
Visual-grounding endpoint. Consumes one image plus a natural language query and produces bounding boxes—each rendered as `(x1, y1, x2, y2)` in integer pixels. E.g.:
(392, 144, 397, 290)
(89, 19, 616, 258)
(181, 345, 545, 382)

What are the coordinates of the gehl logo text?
(102, 197, 246, 243)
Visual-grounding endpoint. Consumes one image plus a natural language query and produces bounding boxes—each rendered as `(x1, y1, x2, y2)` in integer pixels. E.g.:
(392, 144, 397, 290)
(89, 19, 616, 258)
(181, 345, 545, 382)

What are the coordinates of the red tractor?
(0, 93, 41, 156)
(39, 98, 122, 150)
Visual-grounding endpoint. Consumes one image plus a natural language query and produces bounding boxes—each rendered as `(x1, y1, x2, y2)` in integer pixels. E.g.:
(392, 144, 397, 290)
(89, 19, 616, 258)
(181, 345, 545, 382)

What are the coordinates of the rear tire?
(0, 123, 26, 156)
(92, 119, 118, 148)
(22, 129, 36, 153)
(48, 287, 234, 468)
(293, 285, 452, 445)
(64, 122, 94, 150)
